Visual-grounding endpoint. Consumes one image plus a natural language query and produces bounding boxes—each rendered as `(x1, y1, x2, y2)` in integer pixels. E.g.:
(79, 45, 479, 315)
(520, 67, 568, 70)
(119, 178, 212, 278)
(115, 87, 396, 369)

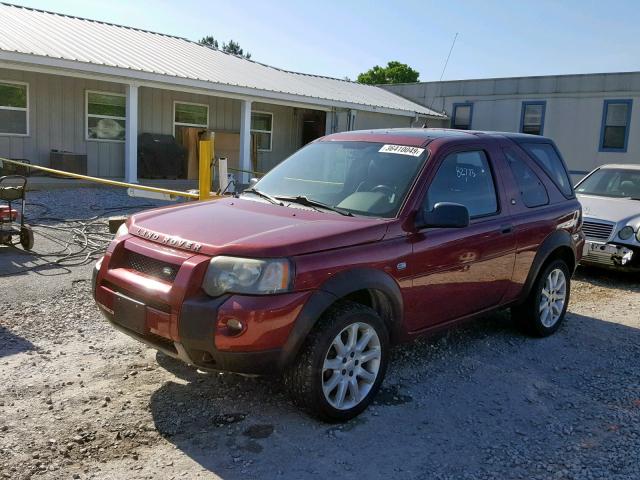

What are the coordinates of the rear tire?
(283, 301, 389, 422)
(512, 259, 570, 337)
(20, 225, 34, 250)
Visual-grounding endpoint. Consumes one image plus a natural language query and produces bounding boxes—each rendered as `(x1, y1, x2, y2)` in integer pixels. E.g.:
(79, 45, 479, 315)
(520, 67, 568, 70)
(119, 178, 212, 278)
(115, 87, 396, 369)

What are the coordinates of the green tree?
(222, 39, 251, 59)
(198, 36, 252, 59)
(356, 61, 419, 85)
(199, 35, 218, 49)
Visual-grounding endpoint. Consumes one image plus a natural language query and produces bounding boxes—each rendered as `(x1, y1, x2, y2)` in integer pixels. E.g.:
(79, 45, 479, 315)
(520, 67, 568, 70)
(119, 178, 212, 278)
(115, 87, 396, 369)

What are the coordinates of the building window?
(251, 111, 273, 151)
(0, 80, 28, 136)
(451, 103, 473, 130)
(520, 101, 546, 135)
(174, 101, 209, 131)
(599, 99, 632, 152)
(86, 91, 126, 142)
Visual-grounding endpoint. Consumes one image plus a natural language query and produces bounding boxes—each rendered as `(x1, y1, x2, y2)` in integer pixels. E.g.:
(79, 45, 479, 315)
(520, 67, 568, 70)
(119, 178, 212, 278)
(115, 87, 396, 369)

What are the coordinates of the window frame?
(450, 102, 473, 130)
(251, 110, 274, 152)
(173, 100, 210, 135)
(85, 90, 126, 143)
(519, 100, 546, 136)
(0, 79, 29, 137)
(424, 147, 501, 221)
(599, 99, 633, 152)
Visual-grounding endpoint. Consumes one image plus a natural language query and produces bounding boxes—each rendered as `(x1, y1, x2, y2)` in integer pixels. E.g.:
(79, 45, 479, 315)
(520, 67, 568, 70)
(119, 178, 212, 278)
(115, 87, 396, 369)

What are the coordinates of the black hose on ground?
(0, 202, 158, 276)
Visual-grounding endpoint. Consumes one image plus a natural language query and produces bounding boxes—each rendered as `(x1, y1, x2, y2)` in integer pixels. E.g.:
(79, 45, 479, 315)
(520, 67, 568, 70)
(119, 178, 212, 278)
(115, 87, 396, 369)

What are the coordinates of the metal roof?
(0, 3, 444, 118)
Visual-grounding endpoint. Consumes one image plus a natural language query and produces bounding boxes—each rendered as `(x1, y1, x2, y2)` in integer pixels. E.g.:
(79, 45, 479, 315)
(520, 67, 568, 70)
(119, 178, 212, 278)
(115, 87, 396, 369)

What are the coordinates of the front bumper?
(93, 254, 311, 375)
(97, 292, 284, 375)
(581, 240, 639, 270)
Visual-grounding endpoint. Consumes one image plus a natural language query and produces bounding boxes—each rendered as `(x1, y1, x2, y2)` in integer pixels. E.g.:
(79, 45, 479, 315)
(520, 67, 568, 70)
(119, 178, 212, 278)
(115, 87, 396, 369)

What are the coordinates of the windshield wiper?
(241, 188, 283, 205)
(276, 195, 354, 216)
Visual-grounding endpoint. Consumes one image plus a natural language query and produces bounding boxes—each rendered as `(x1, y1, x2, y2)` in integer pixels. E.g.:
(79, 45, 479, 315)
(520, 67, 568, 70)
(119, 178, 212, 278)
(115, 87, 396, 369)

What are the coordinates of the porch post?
(124, 83, 139, 183)
(325, 109, 334, 135)
(239, 99, 253, 185)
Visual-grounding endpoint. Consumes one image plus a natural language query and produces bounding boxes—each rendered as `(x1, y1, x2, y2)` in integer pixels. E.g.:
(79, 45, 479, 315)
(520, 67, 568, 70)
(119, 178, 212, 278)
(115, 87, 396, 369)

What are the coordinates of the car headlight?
(619, 226, 634, 240)
(114, 223, 129, 239)
(202, 256, 293, 297)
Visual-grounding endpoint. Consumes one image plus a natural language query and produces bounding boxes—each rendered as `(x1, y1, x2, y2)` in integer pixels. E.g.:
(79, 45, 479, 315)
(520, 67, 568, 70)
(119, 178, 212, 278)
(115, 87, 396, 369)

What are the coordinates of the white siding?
(385, 72, 640, 174)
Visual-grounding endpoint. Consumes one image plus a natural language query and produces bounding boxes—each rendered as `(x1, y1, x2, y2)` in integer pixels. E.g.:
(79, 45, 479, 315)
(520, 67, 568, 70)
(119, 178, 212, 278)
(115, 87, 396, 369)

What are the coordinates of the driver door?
(405, 146, 516, 332)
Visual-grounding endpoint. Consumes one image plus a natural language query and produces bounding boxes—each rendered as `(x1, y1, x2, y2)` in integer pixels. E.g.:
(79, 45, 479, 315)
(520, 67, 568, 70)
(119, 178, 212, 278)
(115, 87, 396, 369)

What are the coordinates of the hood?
(577, 194, 640, 227)
(128, 197, 390, 257)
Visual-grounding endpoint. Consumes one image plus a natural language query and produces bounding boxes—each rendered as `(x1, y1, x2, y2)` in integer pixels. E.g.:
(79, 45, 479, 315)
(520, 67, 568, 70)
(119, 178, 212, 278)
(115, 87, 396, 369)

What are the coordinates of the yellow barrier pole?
(0, 157, 209, 200)
(198, 133, 214, 201)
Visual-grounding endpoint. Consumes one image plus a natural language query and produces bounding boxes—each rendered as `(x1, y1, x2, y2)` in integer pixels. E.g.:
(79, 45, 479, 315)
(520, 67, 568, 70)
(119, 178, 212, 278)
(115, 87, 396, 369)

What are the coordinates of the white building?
(385, 72, 640, 178)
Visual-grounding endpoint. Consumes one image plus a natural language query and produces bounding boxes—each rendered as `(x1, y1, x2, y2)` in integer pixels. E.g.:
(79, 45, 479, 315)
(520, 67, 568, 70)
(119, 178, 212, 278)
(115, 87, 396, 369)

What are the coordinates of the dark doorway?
(300, 110, 326, 146)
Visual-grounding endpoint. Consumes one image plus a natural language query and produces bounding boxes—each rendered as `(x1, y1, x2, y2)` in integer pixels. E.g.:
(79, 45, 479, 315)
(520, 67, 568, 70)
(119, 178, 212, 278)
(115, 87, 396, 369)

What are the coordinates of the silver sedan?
(575, 164, 640, 271)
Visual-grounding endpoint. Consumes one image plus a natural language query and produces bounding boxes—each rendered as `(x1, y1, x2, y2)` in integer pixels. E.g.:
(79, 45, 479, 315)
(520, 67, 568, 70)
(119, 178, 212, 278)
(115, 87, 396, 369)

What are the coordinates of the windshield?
(250, 141, 427, 217)
(575, 168, 640, 199)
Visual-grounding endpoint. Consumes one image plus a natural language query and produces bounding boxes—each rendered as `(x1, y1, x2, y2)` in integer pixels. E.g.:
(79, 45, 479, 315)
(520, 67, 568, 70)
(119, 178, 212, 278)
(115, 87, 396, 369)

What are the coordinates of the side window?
(503, 148, 549, 208)
(425, 150, 498, 218)
(520, 142, 573, 197)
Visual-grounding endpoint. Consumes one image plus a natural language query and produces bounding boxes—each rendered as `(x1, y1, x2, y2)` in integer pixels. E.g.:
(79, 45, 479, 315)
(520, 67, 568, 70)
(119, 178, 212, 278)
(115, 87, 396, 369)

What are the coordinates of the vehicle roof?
(321, 128, 552, 147)
(597, 164, 640, 171)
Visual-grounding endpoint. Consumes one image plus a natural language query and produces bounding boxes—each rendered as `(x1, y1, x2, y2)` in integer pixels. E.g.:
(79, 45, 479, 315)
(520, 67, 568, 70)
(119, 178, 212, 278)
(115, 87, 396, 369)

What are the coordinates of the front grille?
(125, 251, 179, 282)
(582, 220, 614, 240)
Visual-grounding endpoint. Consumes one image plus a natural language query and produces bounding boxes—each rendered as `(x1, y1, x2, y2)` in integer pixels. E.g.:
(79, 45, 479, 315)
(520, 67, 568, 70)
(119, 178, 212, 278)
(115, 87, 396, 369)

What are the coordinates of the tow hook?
(613, 247, 634, 266)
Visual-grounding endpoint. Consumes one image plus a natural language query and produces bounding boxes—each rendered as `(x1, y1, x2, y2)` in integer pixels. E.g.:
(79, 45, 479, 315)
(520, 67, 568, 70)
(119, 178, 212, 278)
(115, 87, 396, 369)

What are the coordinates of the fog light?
(226, 318, 244, 335)
(619, 226, 634, 240)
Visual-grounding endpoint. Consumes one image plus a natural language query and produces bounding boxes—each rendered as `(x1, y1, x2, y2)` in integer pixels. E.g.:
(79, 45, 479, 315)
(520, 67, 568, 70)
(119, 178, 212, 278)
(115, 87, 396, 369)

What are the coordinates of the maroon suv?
(93, 129, 584, 421)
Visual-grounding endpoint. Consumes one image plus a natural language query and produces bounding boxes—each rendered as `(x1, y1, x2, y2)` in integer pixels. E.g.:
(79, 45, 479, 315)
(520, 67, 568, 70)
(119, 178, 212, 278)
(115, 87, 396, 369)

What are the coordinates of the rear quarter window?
(520, 142, 573, 197)
(503, 148, 549, 208)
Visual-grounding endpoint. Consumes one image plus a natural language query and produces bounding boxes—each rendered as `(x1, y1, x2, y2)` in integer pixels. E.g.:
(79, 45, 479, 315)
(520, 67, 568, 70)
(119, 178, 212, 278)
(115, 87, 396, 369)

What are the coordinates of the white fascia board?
(0, 52, 443, 118)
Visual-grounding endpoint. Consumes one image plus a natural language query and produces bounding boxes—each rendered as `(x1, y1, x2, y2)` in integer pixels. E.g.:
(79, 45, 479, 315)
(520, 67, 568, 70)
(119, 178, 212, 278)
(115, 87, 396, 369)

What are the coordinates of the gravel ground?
(1, 187, 640, 479)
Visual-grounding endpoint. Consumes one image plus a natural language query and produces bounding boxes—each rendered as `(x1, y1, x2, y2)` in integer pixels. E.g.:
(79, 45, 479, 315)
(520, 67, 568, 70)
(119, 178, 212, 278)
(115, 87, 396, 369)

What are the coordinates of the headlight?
(202, 256, 292, 297)
(114, 223, 128, 239)
(619, 226, 634, 240)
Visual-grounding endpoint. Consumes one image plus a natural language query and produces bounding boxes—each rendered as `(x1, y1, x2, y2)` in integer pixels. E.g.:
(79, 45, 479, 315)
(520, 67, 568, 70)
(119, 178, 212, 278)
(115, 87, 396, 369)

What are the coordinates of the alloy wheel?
(321, 322, 382, 410)
(539, 268, 567, 327)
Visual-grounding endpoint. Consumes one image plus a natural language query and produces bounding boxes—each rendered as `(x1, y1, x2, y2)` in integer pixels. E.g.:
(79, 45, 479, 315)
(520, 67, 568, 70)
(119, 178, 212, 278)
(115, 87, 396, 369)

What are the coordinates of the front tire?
(283, 301, 389, 422)
(513, 259, 571, 337)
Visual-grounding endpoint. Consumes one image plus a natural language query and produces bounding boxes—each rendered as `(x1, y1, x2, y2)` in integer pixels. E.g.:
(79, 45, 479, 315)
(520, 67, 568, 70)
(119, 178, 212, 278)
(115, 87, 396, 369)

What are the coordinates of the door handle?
(500, 224, 513, 234)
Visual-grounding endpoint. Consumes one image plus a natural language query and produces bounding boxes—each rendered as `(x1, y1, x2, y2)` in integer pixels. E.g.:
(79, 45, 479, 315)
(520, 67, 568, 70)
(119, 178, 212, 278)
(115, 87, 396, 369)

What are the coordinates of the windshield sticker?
(378, 144, 425, 157)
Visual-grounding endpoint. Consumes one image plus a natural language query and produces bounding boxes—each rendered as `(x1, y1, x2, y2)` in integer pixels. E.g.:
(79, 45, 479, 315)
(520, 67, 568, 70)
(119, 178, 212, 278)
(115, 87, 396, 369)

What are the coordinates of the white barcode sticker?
(378, 144, 425, 157)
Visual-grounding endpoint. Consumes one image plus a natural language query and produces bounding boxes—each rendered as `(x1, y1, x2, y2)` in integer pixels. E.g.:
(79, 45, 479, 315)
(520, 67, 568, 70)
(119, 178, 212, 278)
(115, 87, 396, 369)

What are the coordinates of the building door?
(300, 110, 326, 146)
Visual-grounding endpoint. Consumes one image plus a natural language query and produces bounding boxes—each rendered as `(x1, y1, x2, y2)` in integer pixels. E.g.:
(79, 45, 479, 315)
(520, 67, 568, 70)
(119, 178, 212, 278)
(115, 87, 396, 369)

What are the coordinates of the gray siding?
(138, 87, 241, 135)
(137, 92, 299, 174)
(0, 67, 125, 177)
(385, 72, 640, 174)
(353, 111, 412, 130)
(251, 102, 298, 172)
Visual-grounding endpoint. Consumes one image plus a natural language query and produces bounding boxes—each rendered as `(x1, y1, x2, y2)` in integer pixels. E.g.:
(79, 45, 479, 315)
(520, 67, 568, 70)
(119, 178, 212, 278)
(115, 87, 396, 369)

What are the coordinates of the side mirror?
(416, 202, 469, 229)
(249, 177, 259, 188)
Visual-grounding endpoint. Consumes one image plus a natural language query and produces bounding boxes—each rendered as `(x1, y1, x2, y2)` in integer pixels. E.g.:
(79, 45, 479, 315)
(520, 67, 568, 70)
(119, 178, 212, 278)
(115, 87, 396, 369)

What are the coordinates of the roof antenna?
(428, 32, 458, 114)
